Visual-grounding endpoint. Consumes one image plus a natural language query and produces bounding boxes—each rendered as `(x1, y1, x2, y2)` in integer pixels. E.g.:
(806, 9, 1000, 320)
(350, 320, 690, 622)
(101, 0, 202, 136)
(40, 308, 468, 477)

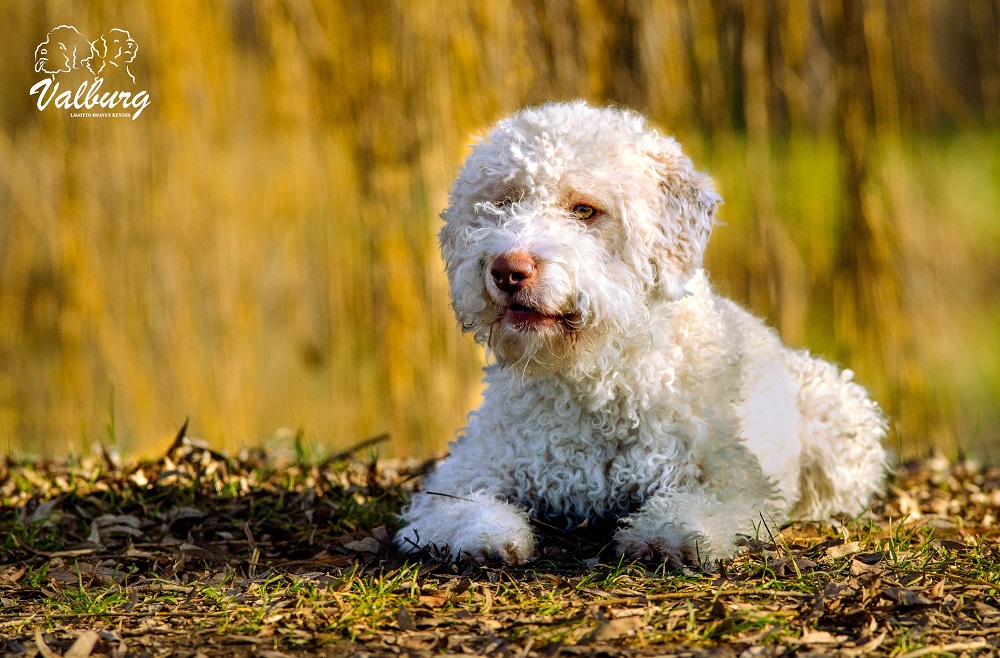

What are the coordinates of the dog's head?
(440, 101, 720, 373)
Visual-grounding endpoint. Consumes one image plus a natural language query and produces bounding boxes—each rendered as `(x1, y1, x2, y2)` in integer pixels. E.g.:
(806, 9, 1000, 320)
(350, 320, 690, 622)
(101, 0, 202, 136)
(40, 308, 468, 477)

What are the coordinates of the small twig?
(896, 640, 988, 658)
(11, 534, 47, 557)
(917, 570, 1000, 589)
(163, 418, 190, 458)
(243, 522, 260, 579)
(759, 512, 777, 544)
(326, 433, 390, 463)
(98, 442, 117, 472)
(424, 490, 477, 503)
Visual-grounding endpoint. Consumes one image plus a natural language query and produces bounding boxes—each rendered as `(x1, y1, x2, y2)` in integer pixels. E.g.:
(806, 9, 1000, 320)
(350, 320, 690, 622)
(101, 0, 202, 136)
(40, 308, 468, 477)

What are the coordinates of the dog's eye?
(570, 204, 598, 221)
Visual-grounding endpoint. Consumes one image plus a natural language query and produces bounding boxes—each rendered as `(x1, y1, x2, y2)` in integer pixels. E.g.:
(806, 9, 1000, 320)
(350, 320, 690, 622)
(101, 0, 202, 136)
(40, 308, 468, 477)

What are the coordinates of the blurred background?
(1, 1, 998, 461)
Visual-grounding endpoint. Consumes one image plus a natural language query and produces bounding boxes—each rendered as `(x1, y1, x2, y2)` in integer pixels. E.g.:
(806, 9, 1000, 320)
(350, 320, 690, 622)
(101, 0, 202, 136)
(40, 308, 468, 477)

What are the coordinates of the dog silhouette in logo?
(34, 25, 93, 78)
(85, 29, 139, 84)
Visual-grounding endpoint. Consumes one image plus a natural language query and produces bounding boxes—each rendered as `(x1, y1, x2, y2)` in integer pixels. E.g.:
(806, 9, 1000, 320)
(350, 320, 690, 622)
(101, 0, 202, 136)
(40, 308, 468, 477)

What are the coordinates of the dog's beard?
(489, 318, 577, 372)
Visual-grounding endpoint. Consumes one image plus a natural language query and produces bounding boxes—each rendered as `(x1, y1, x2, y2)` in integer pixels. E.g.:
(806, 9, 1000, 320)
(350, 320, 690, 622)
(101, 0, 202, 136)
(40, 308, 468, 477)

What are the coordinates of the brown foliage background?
(0, 1, 998, 459)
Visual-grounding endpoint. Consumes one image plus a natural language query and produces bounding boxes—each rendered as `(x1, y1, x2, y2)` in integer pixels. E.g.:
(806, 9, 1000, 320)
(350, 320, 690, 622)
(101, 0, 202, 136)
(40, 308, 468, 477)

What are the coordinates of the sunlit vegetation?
(1, 2, 998, 458)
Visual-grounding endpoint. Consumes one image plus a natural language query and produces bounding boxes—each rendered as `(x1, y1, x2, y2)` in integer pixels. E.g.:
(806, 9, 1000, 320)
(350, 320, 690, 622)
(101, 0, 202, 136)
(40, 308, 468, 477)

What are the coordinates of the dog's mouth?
(503, 301, 581, 331)
(504, 302, 560, 329)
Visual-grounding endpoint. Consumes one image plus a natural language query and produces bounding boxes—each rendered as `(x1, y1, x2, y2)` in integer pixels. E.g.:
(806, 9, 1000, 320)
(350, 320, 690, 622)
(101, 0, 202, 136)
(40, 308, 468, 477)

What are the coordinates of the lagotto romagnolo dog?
(395, 101, 887, 566)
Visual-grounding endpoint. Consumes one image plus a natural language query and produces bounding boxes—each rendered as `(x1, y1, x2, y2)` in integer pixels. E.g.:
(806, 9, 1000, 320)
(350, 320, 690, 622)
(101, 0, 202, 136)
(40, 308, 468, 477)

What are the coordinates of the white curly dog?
(395, 101, 886, 566)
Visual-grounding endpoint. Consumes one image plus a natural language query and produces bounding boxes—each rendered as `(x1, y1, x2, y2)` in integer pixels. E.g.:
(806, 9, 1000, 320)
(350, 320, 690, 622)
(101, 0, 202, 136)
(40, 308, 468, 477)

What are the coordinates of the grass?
(48, 570, 132, 616)
(2, 434, 999, 656)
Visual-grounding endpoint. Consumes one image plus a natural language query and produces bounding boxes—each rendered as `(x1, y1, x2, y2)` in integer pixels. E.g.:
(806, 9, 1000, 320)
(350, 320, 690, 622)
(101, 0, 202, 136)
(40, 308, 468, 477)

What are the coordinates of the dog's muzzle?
(489, 250, 566, 330)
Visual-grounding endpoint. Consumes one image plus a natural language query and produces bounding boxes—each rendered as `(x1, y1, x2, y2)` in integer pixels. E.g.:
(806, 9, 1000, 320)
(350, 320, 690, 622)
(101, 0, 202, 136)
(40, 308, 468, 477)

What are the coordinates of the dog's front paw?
(614, 521, 708, 569)
(463, 533, 535, 566)
(616, 536, 701, 569)
(395, 491, 536, 565)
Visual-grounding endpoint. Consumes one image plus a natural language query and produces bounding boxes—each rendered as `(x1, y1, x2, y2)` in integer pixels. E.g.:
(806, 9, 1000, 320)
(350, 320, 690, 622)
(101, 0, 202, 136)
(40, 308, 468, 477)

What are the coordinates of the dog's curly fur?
(395, 101, 887, 566)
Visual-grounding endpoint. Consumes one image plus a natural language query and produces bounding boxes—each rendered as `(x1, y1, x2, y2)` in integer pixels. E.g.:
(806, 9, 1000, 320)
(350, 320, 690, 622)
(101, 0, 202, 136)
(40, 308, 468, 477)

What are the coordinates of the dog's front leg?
(614, 442, 780, 567)
(395, 488, 535, 565)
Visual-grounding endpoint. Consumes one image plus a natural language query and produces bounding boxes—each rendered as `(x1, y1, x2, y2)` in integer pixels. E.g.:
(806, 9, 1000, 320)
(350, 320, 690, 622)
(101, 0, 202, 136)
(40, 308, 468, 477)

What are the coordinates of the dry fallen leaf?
(396, 605, 417, 631)
(343, 537, 380, 553)
(826, 541, 861, 559)
(64, 630, 100, 658)
(794, 629, 848, 645)
(417, 594, 447, 607)
(851, 554, 885, 576)
(882, 587, 933, 606)
(584, 616, 643, 642)
(842, 629, 887, 656)
(972, 601, 1000, 617)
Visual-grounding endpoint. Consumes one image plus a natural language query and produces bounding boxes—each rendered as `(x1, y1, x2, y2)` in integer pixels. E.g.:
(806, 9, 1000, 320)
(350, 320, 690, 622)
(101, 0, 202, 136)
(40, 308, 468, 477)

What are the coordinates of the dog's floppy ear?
(648, 135, 721, 300)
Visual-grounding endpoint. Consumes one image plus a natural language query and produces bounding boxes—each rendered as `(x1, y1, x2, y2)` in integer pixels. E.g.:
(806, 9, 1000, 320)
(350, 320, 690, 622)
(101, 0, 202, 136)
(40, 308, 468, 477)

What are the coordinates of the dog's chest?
(503, 398, 665, 523)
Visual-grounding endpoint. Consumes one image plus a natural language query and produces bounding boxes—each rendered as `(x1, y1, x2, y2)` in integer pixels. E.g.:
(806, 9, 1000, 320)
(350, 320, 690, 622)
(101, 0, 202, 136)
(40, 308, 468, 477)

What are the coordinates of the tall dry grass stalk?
(1, 1, 998, 459)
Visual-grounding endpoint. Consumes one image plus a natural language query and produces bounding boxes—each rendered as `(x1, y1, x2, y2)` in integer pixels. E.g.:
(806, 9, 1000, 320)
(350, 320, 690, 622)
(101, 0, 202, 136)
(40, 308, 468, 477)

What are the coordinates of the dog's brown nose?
(490, 251, 537, 295)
